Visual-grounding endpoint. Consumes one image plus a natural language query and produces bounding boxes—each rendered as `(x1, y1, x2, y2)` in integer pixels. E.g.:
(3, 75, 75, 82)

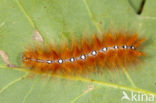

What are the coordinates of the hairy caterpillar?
(22, 32, 146, 75)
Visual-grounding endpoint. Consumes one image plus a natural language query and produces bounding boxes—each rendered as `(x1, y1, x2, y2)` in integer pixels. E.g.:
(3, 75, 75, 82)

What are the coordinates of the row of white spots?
(23, 45, 135, 64)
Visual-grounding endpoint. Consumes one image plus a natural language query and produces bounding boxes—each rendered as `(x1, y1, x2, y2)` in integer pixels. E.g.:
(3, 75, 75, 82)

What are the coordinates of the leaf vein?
(82, 0, 102, 34)
(0, 73, 28, 94)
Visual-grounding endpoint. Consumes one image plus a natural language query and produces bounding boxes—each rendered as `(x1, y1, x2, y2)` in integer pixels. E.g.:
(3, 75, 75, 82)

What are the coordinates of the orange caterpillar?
(23, 32, 146, 75)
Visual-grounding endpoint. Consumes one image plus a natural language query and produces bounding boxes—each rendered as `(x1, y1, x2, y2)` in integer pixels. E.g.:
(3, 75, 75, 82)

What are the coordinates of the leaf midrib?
(0, 65, 155, 96)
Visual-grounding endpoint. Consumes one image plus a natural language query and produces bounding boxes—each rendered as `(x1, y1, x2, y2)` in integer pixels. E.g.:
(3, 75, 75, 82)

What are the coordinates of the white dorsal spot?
(102, 47, 107, 52)
(80, 54, 86, 60)
(91, 50, 97, 56)
(58, 59, 63, 64)
(47, 60, 52, 64)
(70, 57, 75, 62)
(123, 45, 127, 49)
(114, 45, 118, 49)
(131, 46, 135, 50)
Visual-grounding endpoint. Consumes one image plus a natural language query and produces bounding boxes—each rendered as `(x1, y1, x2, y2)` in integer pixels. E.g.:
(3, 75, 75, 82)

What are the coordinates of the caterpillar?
(22, 32, 146, 75)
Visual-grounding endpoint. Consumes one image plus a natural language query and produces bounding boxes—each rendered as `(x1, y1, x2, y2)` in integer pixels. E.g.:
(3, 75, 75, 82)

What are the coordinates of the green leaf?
(0, 0, 156, 103)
